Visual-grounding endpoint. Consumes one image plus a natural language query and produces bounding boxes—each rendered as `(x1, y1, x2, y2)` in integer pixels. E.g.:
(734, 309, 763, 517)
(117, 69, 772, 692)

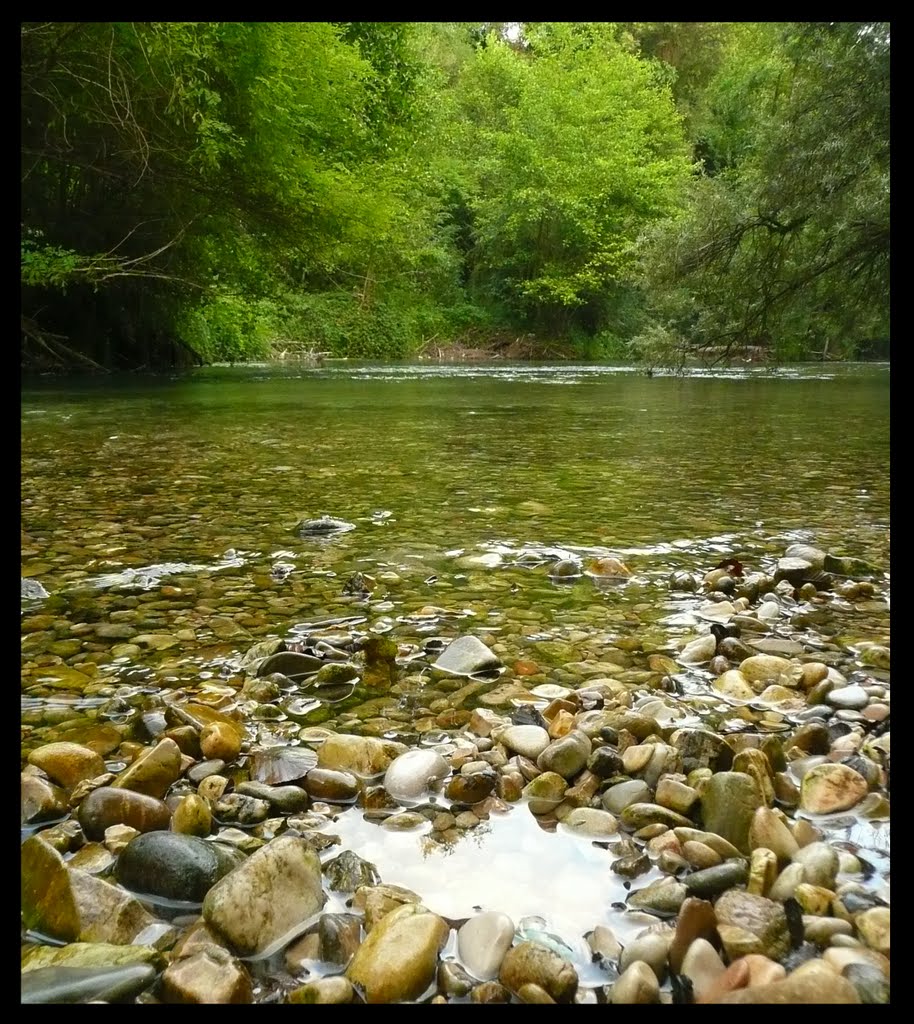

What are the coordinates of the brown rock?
(112, 739, 182, 799)
(161, 947, 253, 1003)
(715, 890, 790, 961)
(714, 962, 859, 1003)
(28, 742, 106, 788)
(200, 722, 242, 763)
(669, 897, 718, 973)
(21, 773, 68, 825)
(499, 941, 578, 1003)
(78, 786, 172, 841)
(697, 958, 751, 1003)
(352, 884, 421, 932)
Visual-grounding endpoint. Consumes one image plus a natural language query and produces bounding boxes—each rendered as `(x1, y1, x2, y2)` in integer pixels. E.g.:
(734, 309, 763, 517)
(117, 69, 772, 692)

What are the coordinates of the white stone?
(457, 911, 516, 981)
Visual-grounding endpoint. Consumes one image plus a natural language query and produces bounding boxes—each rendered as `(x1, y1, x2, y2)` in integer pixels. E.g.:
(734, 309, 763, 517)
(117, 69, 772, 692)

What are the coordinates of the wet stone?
(161, 946, 253, 1004)
(499, 940, 578, 1003)
(288, 977, 355, 1004)
(446, 770, 497, 803)
(235, 781, 310, 813)
(714, 889, 790, 961)
(843, 963, 890, 1004)
(324, 849, 380, 892)
(112, 738, 182, 800)
(305, 767, 360, 802)
(21, 773, 68, 825)
(28, 742, 107, 789)
(685, 859, 748, 898)
(458, 911, 516, 981)
(78, 786, 172, 841)
(536, 730, 591, 779)
(347, 903, 449, 1004)
(384, 748, 450, 802)
(700, 771, 763, 853)
(21, 965, 157, 1004)
(116, 831, 236, 902)
(602, 779, 651, 814)
(203, 836, 326, 956)
(213, 793, 271, 825)
(318, 912, 362, 965)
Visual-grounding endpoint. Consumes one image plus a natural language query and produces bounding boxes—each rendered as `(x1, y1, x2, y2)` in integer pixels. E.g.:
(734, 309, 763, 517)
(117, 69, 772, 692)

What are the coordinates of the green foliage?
(454, 26, 692, 336)
(20, 21, 890, 369)
(637, 22, 890, 362)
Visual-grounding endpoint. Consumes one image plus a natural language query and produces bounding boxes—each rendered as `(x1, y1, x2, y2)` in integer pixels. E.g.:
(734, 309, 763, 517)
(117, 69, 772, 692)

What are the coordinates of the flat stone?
(22, 834, 157, 945)
(203, 836, 326, 956)
(685, 859, 748, 897)
(21, 942, 164, 973)
(800, 763, 868, 813)
(235, 781, 310, 813)
(627, 878, 688, 916)
(21, 965, 157, 1004)
(289, 976, 355, 1003)
(561, 807, 619, 837)
(112, 738, 182, 799)
(433, 635, 502, 676)
(602, 779, 651, 814)
(317, 734, 407, 777)
(305, 768, 360, 802)
(501, 725, 551, 759)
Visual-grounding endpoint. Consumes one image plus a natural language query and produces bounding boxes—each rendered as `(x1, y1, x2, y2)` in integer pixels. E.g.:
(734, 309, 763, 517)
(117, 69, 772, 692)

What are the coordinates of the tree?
(636, 22, 889, 363)
(454, 25, 692, 337)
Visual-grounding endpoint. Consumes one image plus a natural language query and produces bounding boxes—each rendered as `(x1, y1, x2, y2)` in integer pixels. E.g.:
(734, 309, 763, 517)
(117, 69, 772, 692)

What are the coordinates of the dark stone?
(213, 793, 270, 825)
(21, 965, 156, 1004)
(256, 652, 324, 679)
(324, 850, 380, 892)
(318, 913, 362, 965)
(305, 768, 360, 803)
(587, 747, 624, 778)
(511, 706, 548, 729)
(116, 831, 234, 902)
(445, 771, 497, 804)
(235, 781, 310, 813)
(78, 787, 172, 842)
(673, 730, 731, 774)
(684, 860, 748, 898)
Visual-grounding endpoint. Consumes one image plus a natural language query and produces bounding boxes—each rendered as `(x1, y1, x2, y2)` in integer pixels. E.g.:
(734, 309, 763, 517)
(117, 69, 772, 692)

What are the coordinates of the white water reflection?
(329, 802, 664, 985)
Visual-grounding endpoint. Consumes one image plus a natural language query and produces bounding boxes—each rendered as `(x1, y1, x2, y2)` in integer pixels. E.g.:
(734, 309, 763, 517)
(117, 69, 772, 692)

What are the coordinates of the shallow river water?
(21, 362, 890, 1002)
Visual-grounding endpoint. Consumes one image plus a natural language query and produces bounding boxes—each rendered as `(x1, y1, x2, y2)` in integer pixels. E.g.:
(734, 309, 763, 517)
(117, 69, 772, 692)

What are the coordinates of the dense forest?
(21, 21, 890, 371)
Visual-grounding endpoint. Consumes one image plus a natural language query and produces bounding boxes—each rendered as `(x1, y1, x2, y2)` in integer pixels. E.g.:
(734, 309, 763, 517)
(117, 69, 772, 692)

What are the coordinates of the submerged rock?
(21, 965, 157, 1004)
(433, 635, 503, 676)
(296, 516, 356, 536)
(116, 831, 237, 903)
